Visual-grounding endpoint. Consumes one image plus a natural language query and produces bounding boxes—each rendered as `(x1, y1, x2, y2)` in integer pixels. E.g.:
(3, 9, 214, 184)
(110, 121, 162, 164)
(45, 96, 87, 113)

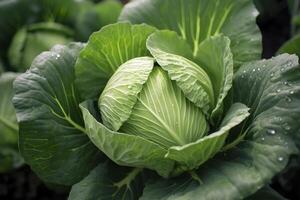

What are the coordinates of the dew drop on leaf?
(277, 157, 284, 162)
(267, 129, 276, 135)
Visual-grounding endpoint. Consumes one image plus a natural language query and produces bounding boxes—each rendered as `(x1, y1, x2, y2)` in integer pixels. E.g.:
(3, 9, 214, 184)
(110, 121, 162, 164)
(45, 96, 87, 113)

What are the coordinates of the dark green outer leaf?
(119, 0, 262, 68)
(68, 162, 144, 200)
(13, 43, 103, 185)
(140, 54, 300, 200)
(246, 186, 287, 200)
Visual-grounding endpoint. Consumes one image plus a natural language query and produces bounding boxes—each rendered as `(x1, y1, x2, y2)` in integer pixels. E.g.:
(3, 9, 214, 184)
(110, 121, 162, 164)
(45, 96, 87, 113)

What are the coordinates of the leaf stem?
(189, 170, 203, 185)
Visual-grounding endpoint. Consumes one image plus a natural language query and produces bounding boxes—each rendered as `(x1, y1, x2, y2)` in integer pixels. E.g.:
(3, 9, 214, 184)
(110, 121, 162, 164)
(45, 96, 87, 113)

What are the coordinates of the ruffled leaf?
(119, 0, 261, 68)
(165, 103, 250, 170)
(99, 57, 154, 131)
(195, 35, 233, 123)
(80, 101, 174, 178)
(146, 31, 214, 114)
(13, 43, 103, 185)
(75, 22, 156, 99)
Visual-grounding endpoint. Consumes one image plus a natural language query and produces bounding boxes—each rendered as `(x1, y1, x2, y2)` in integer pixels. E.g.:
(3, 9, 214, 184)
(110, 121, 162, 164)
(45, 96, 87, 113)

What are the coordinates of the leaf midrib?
(137, 96, 185, 146)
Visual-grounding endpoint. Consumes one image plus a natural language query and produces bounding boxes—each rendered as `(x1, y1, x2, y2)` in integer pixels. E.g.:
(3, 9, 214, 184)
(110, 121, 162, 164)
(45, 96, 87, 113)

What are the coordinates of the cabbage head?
(12, 0, 300, 199)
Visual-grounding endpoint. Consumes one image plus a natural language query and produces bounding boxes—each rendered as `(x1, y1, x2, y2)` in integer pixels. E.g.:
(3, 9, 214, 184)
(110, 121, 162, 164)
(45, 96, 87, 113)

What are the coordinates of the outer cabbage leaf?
(146, 31, 214, 114)
(99, 57, 154, 131)
(195, 35, 233, 123)
(75, 22, 156, 100)
(69, 162, 144, 200)
(13, 43, 103, 185)
(277, 34, 300, 58)
(119, 0, 262, 68)
(80, 101, 174, 178)
(140, 54, 300, 200)
(165, 103, 250, 171)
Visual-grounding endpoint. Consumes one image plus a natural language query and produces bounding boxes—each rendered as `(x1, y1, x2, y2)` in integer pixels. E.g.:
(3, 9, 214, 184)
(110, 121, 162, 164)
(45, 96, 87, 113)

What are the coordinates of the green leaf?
(146, 30, 214, 114)
(75, 0, 123, 41)
(99, 57, 154, 131)
(277, 34, 300, 58)
(140, 55, 300, 200)
(13, 43, 103, 185)
(195, 35, 233, 122)
(75, 22, 156, 100)
(246, 186, 287, 200)
(69, 162, 144, 200)
(119, 0, 262, 67)
(0, 73, 19, 146)
(80, 101, 175, 178)
(0, 72, 23, 172)
(8, 22, 73, 72)
(0, 147, 23, 173)
(233, 54, 300, 149)
(165, 103, 249, 170)
(121, 67, 208, 148)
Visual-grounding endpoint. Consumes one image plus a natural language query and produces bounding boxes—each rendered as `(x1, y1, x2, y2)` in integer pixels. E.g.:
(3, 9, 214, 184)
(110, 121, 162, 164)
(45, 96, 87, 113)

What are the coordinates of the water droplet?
(252, 69, 256, 72)
(270, 73, 274, 77)
(263, 64, 266, 68)
(277, 157, 284, 162)
(243, 70, 246, 73)
(261, 137, 265, 141)
(252, 10, 259, 17)
(283, 81, 289, 86)
(276, 89, 281, 93)
(289, 91, 294, 95)
(267, 129, 276, 135)
(241, 75, 245, 79)
(127, 85, 132, 89)
(257, 68, 261, 71)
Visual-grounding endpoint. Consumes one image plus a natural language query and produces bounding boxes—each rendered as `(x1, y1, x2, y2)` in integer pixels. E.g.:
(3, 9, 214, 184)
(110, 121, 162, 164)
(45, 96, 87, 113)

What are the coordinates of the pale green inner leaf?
(166, 103, 250, 169)
(147, 30, 214, 114)
(99, 57, 154, 131)
(121, 67, 208, 149)
(195, 35, 233, 122)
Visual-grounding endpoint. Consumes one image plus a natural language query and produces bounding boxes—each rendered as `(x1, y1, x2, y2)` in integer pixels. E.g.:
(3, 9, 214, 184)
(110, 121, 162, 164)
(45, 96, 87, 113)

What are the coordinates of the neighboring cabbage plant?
(12, 0, 300, 199)
(8, 22, 73, 71)
(0, 73, 23, 173)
